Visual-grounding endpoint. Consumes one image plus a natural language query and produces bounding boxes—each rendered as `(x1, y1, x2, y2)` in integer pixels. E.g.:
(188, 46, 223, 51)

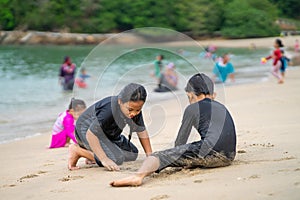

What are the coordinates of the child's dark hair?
(185, 73, 214, 96)
(68, 98, 86, 111)
(118, 83, 147, 103)
(275, 39, 284, 48)
(158, 54, 164, 59)
(80, 67, 86, 73)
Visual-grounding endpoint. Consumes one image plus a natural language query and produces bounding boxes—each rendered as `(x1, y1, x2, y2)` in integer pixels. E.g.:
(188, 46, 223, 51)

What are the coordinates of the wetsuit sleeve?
(131, 111, 146, 132)
(89, 119, 102, 135)
(175, 105, 197, 147)
(62, 114, 76, 143)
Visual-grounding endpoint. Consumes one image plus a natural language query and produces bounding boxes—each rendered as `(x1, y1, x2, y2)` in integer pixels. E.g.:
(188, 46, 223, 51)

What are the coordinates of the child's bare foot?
(68, 144, 80, 170)
(110, 175, 143, 187)
(278, 79, 284, 84)
(85, 158, 96, 165)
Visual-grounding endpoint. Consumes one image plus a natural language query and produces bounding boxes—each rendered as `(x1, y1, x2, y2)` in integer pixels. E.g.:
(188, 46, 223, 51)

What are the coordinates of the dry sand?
(1, 37, 300, 200)
(179, 35, 299, 49)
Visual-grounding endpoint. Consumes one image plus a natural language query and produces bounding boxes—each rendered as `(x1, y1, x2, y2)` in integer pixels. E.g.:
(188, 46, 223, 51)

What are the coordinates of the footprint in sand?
(237, 150, 246, 154)
(194, 179, 203, 183)
(150, 194, 170, 200)
(59, 175, 84, 182)
(248, 174, 260, 179)
(15, 171, 48, 184)
(273, 156, 296, 162)
(18, 174, 39, 182)
(1, 184, 16, 188)
(250, 143, 274, 148)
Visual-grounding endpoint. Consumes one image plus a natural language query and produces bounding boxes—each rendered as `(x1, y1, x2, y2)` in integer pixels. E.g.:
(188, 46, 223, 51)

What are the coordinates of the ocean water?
(0, 44, 271, 144)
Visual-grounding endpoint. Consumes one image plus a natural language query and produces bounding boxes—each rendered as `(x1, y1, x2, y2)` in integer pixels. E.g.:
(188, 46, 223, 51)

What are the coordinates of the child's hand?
(101, 157, 120, 171)
(261, 57, 267, 64)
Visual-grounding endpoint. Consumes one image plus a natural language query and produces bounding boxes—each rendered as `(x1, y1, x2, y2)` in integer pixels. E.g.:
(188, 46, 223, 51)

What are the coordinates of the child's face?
(118, 100, 144, 119)
(187, 92, 197, 104)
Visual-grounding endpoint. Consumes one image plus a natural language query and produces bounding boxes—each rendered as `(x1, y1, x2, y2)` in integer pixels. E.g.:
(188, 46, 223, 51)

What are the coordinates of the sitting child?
(49, 98, 86, 148)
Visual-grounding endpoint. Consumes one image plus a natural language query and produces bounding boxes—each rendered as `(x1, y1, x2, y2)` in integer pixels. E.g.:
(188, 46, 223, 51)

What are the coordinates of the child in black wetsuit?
(111, 73, 236, 187)
(68, 83, 153, 171)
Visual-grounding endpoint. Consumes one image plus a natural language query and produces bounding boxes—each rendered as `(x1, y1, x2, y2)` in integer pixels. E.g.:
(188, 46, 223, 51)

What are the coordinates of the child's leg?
(49, 133, 67, 148)
(67, 131, 77, 145)
(113, 135, 138, 162)
(272, 62, 284, 83)
(110, 156, 160, 187)
(65, 137, 71, 147)
(68, 144, 95, 170)
(110, 144, 191, 187)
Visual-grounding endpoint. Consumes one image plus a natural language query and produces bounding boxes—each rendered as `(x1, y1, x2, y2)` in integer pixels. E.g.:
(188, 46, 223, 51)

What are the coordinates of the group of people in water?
(59, 56, 90, 91)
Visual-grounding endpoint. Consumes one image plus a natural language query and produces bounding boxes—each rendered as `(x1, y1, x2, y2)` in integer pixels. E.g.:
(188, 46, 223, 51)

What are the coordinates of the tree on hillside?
(221, 0, 280, 38)
(269, 0, 300, 19)
(0, 0, 15, 30)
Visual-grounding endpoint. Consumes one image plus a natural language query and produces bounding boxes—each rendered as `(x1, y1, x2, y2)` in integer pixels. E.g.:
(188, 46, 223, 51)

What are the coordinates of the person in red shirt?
(264, 39, 284, 84)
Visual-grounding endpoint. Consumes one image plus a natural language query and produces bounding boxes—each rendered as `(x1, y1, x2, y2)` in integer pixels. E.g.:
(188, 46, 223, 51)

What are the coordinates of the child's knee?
(123, 148, 139, 162)
(113, 154, 125, 165)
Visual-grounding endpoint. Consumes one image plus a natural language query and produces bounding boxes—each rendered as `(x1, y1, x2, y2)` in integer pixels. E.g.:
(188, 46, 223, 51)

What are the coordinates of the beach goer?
(264, 39, 284, 84)
(49, 98, 86, 148)
(249, 43, 256, 50)
(295, 39, 299, 53)
(68, 83, 153, 171)
(212, 53, 235, 83)
(154, 62, 178, 92)
(75, 67, 91, 88)
(59, 56, 76, 91)
(280, 50, 290, 78)
(151, 55, 164, 83)
(110, 73, 236, 187)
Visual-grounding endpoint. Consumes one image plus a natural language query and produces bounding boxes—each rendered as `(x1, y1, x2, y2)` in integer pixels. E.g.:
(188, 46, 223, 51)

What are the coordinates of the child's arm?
(137, 130, 152, 156)
(265, 55, 272, 60)
(175, 107, 195, 147)
(86, 129, 120, 171)
(63, 116, 77, 144)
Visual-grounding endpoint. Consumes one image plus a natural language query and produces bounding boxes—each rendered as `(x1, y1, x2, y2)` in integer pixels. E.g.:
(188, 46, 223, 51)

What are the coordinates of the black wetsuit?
(75, 96, 145, 166)
(153, 98, 236, 171)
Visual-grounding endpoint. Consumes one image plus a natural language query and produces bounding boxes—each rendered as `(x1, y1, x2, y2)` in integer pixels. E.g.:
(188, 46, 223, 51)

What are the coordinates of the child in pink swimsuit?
(49, 98, 86, 148)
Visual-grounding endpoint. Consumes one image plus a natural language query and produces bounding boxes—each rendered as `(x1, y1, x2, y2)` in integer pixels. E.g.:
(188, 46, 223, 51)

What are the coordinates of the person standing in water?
(110, 74, 236, 187)
(151, 55, 164, 86)
(212, 53, 235, 83)
(75, 67, 91, 88)
(59, 56, 76, 90)
(264, 39, 284, 84)
(154, 62, 178, 92)
(68, 83, 153, 171)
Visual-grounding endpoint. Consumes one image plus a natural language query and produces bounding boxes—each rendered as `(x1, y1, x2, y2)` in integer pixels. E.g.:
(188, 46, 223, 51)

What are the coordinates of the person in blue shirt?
(212, 53, 235, 83)
(280, 50, 290, 79)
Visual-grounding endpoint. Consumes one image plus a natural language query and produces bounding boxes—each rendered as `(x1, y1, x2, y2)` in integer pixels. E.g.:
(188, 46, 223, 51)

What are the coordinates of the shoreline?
(0, 30, 299, 48)
(2, 30, 299, 66)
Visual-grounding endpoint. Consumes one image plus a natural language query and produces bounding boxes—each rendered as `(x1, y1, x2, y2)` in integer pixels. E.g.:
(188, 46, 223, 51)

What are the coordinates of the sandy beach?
(1, 37, 300, 200)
